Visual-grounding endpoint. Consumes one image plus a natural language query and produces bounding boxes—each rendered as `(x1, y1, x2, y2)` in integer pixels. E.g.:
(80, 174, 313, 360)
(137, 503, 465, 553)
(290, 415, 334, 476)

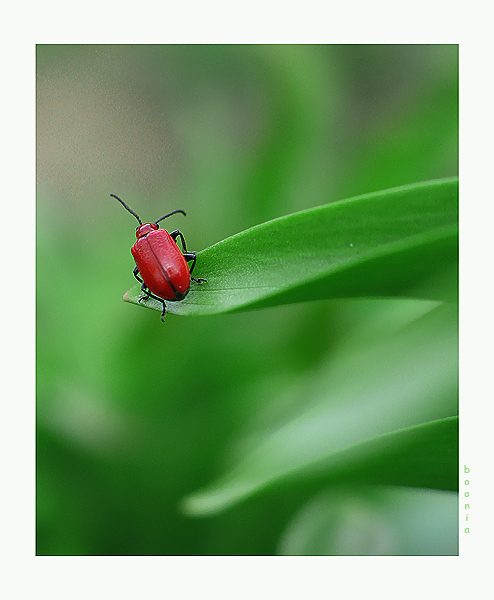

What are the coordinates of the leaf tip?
(180, 481, 256, 517)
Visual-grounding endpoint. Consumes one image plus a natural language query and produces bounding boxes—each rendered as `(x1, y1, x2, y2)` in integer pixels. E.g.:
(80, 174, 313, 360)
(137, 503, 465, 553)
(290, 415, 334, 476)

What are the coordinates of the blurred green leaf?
(123, 178, 458, 315)
(277, 487, 458, 556)
(183, 417, 458, 517)
(182, 302, 457, 516)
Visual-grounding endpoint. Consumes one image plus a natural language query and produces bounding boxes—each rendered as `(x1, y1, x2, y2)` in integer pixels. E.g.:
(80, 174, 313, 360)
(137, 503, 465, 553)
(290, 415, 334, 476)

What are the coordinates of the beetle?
(111, 193, 206, 320)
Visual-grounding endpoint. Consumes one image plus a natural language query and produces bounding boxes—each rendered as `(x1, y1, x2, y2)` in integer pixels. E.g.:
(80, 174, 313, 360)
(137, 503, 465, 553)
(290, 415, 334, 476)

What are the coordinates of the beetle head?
(136, 223, 158, 239)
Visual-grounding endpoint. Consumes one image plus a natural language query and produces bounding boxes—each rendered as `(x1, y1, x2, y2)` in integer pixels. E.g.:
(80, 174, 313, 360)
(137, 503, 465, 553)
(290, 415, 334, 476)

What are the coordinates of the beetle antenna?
(154, 209, 186, 225)
(111, 194, 142, 225)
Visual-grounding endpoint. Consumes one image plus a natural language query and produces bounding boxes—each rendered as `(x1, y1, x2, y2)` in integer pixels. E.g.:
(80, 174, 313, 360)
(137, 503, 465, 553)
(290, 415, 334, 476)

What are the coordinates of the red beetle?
(112, 194, 206, 320)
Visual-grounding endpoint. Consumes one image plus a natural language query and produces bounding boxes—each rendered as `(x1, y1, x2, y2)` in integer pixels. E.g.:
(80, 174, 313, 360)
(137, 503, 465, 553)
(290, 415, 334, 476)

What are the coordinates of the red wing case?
(131, 230, 190, 301)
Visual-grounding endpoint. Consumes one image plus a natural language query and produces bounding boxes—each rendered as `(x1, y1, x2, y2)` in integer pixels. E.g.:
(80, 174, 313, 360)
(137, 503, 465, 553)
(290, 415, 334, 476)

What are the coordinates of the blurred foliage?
(36, 44, 458, 555)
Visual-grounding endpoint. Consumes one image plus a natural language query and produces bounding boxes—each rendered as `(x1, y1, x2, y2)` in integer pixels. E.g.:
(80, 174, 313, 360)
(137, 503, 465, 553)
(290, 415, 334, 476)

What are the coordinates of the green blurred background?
(36, 45, 458, 555)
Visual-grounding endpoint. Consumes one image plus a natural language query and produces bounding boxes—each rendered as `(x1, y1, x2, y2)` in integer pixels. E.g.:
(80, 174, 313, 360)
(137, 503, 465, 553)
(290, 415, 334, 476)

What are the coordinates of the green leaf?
(182, 417, 458, 517)
(277, 487, 459, 556)
(181, 302, 458, 516)
(123, 177, 458, 315)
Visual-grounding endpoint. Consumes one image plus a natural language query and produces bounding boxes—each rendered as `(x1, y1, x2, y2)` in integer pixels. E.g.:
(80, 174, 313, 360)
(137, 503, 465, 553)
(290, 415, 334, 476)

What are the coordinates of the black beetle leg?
(170, 232, 206, 284)
(135, 268, 151, 302)
(133, 267, 167, 320)
(139, 284, 164, 305)
(137, 283, 167, 320)
(133, 266, 143, 284)
(139, 282, 151, 302)
(170, 230, 187, 252)
(183, 252, 207, 283)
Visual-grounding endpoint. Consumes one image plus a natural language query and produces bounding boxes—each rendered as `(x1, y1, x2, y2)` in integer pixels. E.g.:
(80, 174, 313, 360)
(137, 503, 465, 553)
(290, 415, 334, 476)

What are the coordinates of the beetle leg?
(135, 269, 166, 312)
(183, 252, 196, 271)
(170, 233, 206, 283)
(134, 269, 165, 309)
(170, 230, 187, 253)
(139, 283, 162, 304)
(139, 282, 151, 302)
(137, 283, 167, 320)
(183, 252, 207, 283)
(133, 266, 143, 284)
